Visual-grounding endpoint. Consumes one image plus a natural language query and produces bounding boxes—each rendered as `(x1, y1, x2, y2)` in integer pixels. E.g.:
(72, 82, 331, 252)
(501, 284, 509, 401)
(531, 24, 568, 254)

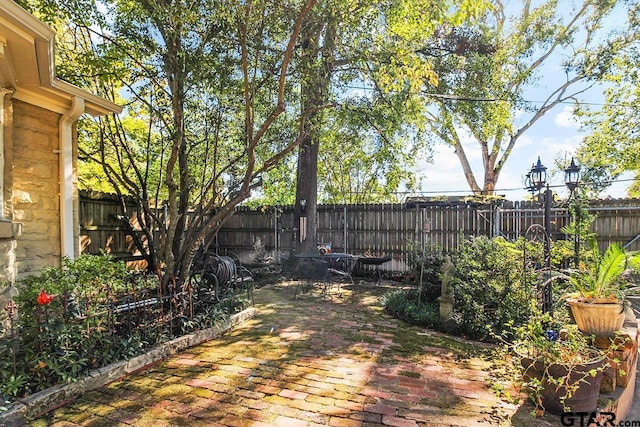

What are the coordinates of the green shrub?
(383, 236, 573, 342)
(0, 253, 244, 399)
(406, 241, 445, 285)
(382, 289, 440, 328)
(451, 236, 533, 341)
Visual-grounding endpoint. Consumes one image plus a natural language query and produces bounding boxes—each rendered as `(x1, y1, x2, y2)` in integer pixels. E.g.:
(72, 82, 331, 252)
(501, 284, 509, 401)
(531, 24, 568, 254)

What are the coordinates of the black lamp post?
(530, 157, 548, 196)
(528, 157, 552, 264)
(564, 157, 581, 193)
(526, 157, 553, 313)
(524, 156, 582, 313)
(524, 172, 535, 195)
(564, 157, 582, 267)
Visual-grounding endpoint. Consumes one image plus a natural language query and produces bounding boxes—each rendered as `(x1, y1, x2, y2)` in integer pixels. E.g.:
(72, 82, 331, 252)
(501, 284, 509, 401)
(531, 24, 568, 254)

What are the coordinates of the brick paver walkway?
(32, 281, 551, 426)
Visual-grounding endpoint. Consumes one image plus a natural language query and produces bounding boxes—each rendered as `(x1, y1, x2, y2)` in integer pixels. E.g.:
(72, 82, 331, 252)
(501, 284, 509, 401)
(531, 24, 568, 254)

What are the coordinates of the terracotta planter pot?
(516, 345, 605, 415)
(567, 299, 625, 336)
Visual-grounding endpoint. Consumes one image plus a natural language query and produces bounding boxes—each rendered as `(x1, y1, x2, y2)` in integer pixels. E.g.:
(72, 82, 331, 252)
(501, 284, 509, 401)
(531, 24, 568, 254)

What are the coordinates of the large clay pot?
(516, 345, 605, 415)
(567, 299, 625, 337)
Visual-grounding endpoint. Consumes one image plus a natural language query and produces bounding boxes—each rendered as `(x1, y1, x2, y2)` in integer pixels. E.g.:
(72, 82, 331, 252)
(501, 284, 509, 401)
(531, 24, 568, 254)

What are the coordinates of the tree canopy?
(287, 0, 483, 250)
(17, 0, 640, 275)
(19, 0, 318, 280)
(576, 3, 640, 196)
(410, 0, 634, 195)
(19, 0, 478, 275)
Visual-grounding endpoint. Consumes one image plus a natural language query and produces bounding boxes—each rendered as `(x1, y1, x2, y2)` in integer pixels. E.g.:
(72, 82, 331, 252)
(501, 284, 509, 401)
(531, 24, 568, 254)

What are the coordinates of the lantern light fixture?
(529, 156, 547, 193)
(564, 157, 581, 193)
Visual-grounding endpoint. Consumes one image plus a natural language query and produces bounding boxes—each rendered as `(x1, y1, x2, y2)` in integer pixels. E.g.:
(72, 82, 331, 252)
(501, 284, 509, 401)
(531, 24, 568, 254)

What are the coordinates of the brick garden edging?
(0, 307, 257, 426)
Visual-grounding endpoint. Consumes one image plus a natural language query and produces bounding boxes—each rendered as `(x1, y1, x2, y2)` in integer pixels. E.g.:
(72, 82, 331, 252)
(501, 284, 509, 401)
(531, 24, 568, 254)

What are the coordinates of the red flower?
(37, 290, 55, 305)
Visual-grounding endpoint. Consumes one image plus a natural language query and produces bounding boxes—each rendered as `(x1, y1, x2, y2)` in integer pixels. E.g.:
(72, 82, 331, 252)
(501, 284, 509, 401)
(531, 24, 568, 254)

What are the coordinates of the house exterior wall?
(10, 98, 62, 276)
(0, 2, 120, 331)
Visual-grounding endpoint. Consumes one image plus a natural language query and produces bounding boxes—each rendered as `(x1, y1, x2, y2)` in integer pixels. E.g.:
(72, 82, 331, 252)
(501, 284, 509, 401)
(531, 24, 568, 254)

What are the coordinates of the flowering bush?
(0, 254, 243, 400)
(36, 290, 55, 306)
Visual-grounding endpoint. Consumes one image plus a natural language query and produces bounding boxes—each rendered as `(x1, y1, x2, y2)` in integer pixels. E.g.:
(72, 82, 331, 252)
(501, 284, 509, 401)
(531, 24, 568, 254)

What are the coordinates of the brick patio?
(26, 281, 639, 427)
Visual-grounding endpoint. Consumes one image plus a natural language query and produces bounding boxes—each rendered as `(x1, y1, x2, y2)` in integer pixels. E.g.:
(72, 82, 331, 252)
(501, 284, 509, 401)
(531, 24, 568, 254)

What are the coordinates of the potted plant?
(563, 241, 640, 336)
(511, 310, 608, 416)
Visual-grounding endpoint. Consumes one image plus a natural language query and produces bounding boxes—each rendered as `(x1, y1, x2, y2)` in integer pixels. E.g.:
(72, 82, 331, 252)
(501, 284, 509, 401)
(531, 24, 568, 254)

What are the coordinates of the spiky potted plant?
(564, 241, 640, 336)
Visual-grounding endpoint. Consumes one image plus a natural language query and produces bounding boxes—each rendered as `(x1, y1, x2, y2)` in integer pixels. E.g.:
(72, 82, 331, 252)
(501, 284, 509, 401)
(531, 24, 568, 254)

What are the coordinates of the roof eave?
(1, 1, 121, 116)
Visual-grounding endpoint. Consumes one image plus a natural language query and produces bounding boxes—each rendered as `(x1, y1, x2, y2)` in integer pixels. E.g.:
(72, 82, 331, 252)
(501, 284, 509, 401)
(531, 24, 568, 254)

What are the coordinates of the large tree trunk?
(162, 35, 186, 285)
(296, 132, 319, 253)
(294, 14, 336, 253)
(171, 0, 318, 275)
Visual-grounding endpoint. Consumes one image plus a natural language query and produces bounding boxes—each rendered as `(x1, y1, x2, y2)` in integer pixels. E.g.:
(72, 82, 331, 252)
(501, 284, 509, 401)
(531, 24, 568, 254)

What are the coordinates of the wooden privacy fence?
(80, 192, 141, 256)
(79, 192, 640, 272)
(214, 201, 570, 271)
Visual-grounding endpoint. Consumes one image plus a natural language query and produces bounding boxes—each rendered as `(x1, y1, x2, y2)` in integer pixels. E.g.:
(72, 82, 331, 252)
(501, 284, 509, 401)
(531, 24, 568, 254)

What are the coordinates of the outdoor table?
(294, 252, 357, 261)
(356, 256, 392, 284)
(293, 252, 359, 279)
(291, 253, 359, 298)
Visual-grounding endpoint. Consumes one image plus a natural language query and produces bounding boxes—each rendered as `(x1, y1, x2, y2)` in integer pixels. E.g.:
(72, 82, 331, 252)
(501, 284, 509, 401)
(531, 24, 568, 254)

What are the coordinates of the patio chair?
(292, 257, 329, 298)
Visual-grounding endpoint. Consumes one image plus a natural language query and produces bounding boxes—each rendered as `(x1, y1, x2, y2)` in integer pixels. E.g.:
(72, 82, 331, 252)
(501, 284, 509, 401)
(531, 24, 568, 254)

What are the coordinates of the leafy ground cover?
(0, 254, 250, 403)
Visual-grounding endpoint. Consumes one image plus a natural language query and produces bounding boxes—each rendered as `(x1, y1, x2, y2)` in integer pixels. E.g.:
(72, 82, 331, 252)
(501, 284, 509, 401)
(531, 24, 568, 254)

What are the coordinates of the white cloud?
(412, 146, 466, 192)
(431, 146, 460, 170)
(554, 106, 580, 128)
(518, 134, 534, 148)
(414, 144, 487, 194)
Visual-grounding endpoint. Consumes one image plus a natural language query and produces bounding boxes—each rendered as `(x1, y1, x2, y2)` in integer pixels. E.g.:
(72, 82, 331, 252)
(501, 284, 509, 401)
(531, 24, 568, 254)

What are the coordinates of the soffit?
(0, 1, 121, 116)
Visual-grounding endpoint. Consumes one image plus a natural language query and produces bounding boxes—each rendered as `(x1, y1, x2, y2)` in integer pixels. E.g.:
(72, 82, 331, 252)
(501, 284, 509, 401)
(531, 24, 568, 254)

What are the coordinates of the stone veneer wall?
(10, 99, 62, 276)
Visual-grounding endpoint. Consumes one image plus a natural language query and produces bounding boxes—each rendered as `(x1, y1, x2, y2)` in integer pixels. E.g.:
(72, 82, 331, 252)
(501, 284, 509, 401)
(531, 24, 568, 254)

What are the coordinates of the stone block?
(596, 306, 638, 423)
(593, 333, 633, 351)
(0, 403, 27, 427)
(12, 190, 32, 204)
(591, 315, 638, 389)
(0, 221, 21, 239)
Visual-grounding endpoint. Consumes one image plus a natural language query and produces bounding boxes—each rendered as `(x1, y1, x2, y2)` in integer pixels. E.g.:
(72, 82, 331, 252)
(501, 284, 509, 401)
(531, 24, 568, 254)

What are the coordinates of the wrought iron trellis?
(524, 223, 553, 314)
